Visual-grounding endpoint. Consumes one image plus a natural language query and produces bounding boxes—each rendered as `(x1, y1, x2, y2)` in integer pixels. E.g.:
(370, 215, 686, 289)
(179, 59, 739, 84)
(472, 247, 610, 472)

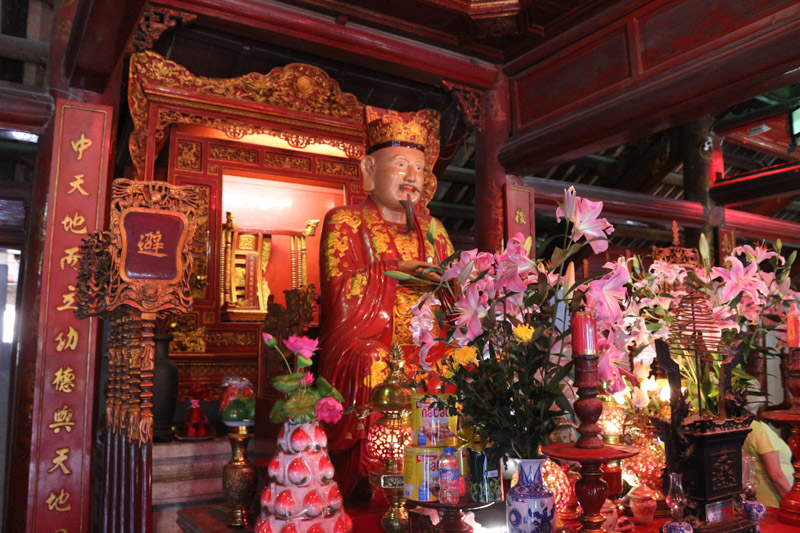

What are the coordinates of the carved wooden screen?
(127, 51, 367, 402)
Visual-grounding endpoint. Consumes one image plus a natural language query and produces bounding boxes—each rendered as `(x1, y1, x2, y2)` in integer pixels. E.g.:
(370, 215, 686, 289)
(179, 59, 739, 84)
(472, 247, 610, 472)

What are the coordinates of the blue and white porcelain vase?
(506, 458, 556, 533)
(741, 499, 766, 532)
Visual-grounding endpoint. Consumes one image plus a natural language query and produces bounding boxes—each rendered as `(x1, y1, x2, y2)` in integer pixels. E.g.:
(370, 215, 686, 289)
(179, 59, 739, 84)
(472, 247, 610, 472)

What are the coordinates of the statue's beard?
(398, 193, 415, 232)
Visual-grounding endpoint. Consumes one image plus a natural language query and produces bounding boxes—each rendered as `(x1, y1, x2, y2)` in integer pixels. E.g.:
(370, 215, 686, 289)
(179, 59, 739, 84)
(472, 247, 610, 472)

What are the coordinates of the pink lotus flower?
(284, 335, 319, 358)
(300, 372, 315, 386)
(315, 397, 343, 424)
(262, 332, 277, 348)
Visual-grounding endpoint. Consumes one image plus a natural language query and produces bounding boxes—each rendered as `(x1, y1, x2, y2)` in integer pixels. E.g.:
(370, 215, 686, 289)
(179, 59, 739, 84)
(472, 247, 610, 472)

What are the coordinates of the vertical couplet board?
(27, 99, 112, 532)
(504, 183, 535, 257)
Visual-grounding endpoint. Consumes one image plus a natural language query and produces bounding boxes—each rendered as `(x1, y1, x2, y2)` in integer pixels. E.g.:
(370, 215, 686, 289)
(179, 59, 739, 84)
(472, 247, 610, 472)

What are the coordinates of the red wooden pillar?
(4, 0, 124, 530)
(475, 72, 510, 253)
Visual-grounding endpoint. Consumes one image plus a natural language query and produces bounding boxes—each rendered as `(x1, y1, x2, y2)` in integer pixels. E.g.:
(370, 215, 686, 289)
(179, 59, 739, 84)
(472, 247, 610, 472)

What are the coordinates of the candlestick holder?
(543, 311, 639, 533)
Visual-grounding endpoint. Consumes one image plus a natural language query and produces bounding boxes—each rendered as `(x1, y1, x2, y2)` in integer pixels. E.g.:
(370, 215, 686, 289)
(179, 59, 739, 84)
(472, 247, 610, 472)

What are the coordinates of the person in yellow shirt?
(743, 419, 793, 507)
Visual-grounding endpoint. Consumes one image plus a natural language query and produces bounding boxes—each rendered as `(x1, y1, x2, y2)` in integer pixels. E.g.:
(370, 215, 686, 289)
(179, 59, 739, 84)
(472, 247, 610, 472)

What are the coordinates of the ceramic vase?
(741, 499, 766, 532)
(257, 420, 352, 533)
(506, 458, 556, 533)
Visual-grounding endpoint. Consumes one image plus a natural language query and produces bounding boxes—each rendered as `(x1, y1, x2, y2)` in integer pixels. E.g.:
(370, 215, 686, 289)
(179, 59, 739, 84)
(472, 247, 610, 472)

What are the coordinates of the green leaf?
(427, 218, 438, 245)
(269, 400, 285, 423)
(271, 372, 305, 393)
(297, 355, 313, 368)
(282, 389, 317, 421)
(315, 376, 334, 395)
(385, 271, 416, 281)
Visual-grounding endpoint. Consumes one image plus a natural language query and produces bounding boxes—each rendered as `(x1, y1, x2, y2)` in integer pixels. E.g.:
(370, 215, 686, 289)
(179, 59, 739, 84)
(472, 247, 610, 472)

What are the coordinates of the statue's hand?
(398, 260, 442, 283)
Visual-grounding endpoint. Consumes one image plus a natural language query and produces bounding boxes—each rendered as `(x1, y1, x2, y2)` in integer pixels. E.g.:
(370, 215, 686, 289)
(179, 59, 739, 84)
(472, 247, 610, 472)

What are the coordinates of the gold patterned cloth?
(319, 197, 453, 494)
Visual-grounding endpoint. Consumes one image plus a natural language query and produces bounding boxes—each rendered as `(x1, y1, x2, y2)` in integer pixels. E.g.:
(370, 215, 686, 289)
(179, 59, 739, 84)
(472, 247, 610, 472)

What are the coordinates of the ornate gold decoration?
(317, 159, 358, 178)
(74, 179, 199, 446)
(127, 5, 197, 53)
(203, 311, 215, 324)
(238, 234, 256, 250)
(127, 51, 365, 177)
(653, 221, 701, 268)
(177, 140, 201, 170)
(189, 186, 210, 300)
(263, 152, 311, 172)
(175, 360, 258, 401)
(207, 164, 219, 175)
(204, 331, 257, 347)
(710, 451, 737, 490)
(209, 144, 257, 164)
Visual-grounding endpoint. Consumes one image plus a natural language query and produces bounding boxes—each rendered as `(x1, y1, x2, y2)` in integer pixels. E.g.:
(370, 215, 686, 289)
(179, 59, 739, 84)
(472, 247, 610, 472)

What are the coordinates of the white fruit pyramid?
(257, 421, 353, 533)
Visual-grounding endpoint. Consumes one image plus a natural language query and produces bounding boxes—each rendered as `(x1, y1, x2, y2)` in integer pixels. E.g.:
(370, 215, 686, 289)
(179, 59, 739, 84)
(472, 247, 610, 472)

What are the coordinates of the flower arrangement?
(588, 232, 799, 416)
(391, 186, 615, 462)
(262, 333, 345, 424)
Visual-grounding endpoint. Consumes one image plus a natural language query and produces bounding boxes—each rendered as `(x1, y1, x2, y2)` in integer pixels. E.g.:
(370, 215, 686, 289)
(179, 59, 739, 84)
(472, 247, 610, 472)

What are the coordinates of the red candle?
(789, 314, 800, 349)
(572, 311, 597, 355)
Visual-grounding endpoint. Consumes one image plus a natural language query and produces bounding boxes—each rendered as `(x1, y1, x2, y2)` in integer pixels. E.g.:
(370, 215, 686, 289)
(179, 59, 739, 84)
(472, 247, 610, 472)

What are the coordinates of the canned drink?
(404, 446, 442, 501)
(411, 394, 458, 447)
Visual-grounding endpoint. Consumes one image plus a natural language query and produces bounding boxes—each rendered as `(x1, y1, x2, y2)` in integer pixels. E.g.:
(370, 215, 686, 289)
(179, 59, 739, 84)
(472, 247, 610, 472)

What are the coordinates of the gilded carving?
(238, 234, 256, 250)
(203, 311, 215, 324)
(317, 159, 358, 178)
(175, 360, 258, 401)
(189, 186, 210, 300)
(209, 144, 258, 164)
(205, 331, 257, 347)
(263, 152, 311, 172)
(128, 51, 366, 177)
(207, 164, 219, 175)
(127, 5, 196, 53)
(177, 140, 201, 170)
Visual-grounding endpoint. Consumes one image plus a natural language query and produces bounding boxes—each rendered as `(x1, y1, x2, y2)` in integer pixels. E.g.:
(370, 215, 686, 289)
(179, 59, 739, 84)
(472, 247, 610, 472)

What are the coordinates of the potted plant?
(392, 186, 617, 533)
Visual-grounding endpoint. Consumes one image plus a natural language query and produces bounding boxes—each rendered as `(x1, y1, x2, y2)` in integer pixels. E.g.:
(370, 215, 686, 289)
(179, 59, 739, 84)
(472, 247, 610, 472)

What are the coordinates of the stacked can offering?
(403, 394, 467, 501)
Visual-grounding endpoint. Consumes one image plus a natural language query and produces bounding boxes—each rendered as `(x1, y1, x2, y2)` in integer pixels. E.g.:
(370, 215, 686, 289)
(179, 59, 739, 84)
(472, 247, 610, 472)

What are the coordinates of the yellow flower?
(513, 323, 534, 343)
(365, 360, 389, 387)
(452, 345, 478, 366)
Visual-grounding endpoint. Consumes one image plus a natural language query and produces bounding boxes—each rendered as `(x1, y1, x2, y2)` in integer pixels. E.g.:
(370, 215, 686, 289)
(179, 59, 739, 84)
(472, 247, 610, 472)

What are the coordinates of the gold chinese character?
(51, 366, 76, 393)
(60, 212, 86, 234)
(514, 208, 526, 225)
(60, 247, 80, 271)
(48, 448, 72, 475)
(56, 530, 68, 533)
(137, 231, 167, 258)
(55, 327, 79, 352)
(49, 405, 75, 433)
(56, 286, 77, 312)
(67, 174, 89, 196)
(70, 133, 92, 161)
(45, 488, 71, 512)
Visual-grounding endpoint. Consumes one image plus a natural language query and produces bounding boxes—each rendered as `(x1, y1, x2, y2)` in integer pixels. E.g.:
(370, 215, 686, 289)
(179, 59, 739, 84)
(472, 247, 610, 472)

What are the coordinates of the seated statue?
(319, 107, 454, 497)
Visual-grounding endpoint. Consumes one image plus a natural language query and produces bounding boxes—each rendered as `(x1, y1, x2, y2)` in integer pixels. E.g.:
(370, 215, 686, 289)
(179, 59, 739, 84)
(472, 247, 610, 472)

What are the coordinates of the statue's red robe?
(319, 197, 453, 496)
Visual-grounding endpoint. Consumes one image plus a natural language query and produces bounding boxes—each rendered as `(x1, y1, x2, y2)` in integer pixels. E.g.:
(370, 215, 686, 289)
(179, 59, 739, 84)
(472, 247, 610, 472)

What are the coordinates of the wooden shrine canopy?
(5, 1, 800, 533)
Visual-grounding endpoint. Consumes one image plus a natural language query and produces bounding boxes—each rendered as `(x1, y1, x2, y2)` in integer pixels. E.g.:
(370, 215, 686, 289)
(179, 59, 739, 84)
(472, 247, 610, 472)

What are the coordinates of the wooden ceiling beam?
(500, 1, 800, 173)
(63, 0, 148, 92)
(159, 0, 499, 89)
(710, 161, 800, 206)
(527, 176, 800, 247)
(0, 81, 53, 133)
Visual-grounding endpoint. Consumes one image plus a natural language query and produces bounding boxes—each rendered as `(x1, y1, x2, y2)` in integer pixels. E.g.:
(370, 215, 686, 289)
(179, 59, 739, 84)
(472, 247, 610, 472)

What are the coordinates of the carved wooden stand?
(542, 311, 638, 533)
(76, 179, 198, 533)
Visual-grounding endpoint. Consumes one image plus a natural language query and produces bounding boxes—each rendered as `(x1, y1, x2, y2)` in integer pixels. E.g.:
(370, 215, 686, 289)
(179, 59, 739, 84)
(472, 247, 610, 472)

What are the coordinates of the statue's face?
(362, 145, 426, 213)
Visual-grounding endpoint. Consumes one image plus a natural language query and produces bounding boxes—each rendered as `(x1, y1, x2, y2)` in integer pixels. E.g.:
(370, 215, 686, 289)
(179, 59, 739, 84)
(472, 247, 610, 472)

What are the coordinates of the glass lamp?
(367, 343, 413, 533)
(599, 396, 625, 501)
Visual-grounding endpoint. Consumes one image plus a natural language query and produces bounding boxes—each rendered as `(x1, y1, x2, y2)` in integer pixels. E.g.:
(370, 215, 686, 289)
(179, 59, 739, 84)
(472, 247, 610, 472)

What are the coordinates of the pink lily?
(570, 198, 614, 253)
(454, 284, 489, 342)
(711, 256, 769, 304)
(585, 262, 630, 326)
